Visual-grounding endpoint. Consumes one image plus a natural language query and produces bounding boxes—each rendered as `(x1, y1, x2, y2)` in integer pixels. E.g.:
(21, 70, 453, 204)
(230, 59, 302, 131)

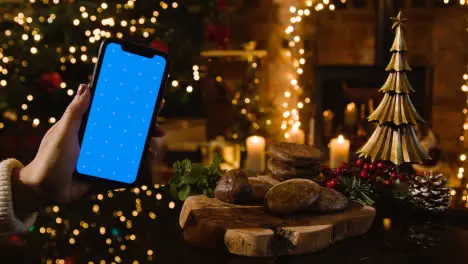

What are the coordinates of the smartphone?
(75, 39, 168, 185)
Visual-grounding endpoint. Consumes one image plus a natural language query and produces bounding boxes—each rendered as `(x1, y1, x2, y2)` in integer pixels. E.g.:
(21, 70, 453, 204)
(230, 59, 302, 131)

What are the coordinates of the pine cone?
(409, 173, 451, 213)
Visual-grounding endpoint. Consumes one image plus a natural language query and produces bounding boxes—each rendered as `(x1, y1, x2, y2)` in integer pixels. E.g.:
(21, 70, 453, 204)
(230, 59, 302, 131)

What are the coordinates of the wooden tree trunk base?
(179, 195, 376, 257)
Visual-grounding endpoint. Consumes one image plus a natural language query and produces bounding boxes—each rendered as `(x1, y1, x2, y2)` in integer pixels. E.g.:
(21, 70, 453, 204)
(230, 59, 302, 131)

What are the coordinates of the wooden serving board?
(179, 195, 376, 257)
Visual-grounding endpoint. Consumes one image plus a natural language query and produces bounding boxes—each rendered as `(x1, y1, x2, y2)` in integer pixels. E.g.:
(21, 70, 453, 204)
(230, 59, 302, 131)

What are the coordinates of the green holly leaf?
(178, 185, 191, 200)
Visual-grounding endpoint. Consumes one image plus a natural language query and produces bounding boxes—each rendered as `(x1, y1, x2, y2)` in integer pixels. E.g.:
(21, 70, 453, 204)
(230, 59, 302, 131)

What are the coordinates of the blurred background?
(0, 0, 467, 262)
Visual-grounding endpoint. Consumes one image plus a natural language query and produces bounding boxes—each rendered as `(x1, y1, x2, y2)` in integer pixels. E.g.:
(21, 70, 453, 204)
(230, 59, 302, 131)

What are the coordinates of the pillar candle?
(308, 117, 315, 146)
(329, 135, 350, 168)
(245, 136, 266, 173)
(344, 102, 357, 127)
(288, 127, 305, 144)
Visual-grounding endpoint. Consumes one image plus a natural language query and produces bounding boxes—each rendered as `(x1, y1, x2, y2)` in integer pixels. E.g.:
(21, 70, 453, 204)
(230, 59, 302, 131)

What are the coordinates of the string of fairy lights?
(31, 184, 178, 264)
(0, 0, 197, 130)
(456, 65, 468, 206)
(281, 0, 340, 140)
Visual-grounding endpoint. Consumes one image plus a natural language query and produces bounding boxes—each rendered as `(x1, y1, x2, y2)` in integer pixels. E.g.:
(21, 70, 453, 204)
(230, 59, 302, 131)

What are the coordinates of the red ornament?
(368, 163, 376, 172)
(384, 179, 392, 186)
(390, 171, 398, 179)
(40, 72, 62, 92)
(216, 0, 226, 11)
(206, 23, 230, 49)
(326, 179, 337, 189)
(356, 159, 365, 167)
(359, 171, 369, 179)
(150, 40, 169, 53)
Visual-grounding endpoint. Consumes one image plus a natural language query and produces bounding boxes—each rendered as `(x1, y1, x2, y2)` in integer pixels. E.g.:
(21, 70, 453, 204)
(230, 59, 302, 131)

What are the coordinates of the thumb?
(62, 84, 91, 132)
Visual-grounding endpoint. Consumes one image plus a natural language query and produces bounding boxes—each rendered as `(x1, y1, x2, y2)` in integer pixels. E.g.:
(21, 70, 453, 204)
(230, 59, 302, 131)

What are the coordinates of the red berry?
(359, 171, 369, 179)
(363, 163, 369, 170)
(356, 159, 364, 167)
(326, 179, 337, 189)
(335, 168, 343, 175)
(384, 179, 392, 185)
(377, 162, 385, 169)
(391, 171, 398, 179)
(368, 163, 376, 172)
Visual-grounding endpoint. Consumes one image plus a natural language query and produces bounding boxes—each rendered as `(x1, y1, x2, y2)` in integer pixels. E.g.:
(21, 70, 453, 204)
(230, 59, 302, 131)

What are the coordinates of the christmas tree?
(357, 11, 430, 165)
(225, 55, 275, 143)
(0, 0, 206, 130)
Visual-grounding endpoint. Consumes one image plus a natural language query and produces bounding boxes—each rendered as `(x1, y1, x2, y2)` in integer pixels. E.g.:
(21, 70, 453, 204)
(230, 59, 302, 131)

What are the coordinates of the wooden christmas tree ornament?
(356, 11, 430, 165)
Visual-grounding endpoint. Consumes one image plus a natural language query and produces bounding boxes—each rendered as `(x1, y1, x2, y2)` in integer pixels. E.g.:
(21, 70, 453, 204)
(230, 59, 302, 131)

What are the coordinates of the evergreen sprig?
(338, 176, 375, 206)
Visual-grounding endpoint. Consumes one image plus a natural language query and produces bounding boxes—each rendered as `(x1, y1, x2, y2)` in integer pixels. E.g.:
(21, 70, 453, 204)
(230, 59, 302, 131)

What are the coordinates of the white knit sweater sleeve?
(0, 159, 37, 236)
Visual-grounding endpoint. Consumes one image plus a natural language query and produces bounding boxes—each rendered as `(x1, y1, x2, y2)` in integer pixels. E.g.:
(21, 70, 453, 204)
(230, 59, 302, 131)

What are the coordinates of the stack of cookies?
(268, 142, 322, 182)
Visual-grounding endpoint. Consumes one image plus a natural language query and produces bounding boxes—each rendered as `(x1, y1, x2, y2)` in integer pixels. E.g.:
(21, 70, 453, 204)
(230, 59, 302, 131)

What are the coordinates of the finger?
(62, 84, 91, 132)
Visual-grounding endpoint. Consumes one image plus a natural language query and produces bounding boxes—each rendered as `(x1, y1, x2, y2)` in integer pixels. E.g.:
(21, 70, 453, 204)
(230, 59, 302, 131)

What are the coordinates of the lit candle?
(245, 136, 266, 173)
(323, 110, 334, 137)
(288, 126, 305, 144)
(329, 135, 350, 168)
(344, 102, 357, 127)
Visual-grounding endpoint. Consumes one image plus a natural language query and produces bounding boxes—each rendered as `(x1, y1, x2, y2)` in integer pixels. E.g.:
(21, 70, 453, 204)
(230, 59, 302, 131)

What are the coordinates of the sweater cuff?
(0, 159, 37, 235)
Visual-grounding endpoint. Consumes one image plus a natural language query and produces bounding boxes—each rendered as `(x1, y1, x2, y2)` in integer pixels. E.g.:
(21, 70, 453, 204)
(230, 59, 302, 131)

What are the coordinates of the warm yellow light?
(32, 118, 40, 127)
(289, 6, 296, 13)
(244, 98, 251, 104)
(0, 80, 7, 86)
(458, 173, 464, 179)
(241, 108, 247, 115)
(464, 123, 468, 130)
(463, 74, 468, 80)
(443, 0, 449, 4)
(169, 201, 175, 209)
(306, 1, 312, 7)
(297, 68, 303, 74)
(283, 111, 291, 118)
(21, 104, 28, 110)
(284, 91, 291, 98)
(129, 234, 136, 240)
(48, 117, 56, 124)
(450, 189, 456, 195)
(284, 132, 290, 139)
(22, 34, 29, 40)
(329, 4, 336, 10)
(294, 35, 300, 42)
(34, 34, 41, 41)
(99, 227, 106, 234)
(101, 2, 108, 9)
(172, 2, 179, 8)
(282, 102, 288, 108)
(73, 19, 80, 26)
(67, 89, 74, 96)
(304, 9, 311, 16)
(130, 26, 136, 32)
(171, 80, 179, 87)
(30, 47, 38, 54)
(81, 54, 88, 61)
(156, 193, 162, 200)
(299, 58, 306, 64)
(383, 218, 391, 231)
(462, 85, 468, 92)
(460, 154, 467, 161)
(186, 86, 193, 93)
(297, 102, 304, 109)
(69, 238, 75, 244)
(55, 217, 62, 224)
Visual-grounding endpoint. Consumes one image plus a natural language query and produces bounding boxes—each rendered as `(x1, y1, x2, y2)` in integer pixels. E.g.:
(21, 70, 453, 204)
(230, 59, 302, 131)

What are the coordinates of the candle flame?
(337, 135, 345, 143)
(346, 102, 356, 111)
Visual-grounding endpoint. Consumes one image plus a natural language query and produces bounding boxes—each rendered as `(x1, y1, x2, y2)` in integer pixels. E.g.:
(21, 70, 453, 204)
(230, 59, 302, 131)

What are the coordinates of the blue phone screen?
(76, 43, 166, 183)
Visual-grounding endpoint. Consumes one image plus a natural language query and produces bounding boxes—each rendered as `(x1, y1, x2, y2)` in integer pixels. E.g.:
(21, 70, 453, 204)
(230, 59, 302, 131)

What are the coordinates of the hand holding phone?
(76, 39, 168, 185)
